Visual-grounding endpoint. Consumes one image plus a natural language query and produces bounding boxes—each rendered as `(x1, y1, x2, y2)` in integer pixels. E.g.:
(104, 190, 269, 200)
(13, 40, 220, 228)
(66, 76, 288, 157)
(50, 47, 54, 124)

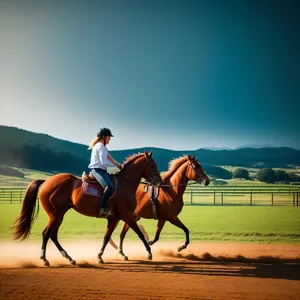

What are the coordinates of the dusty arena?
(0, 241, 299, 300)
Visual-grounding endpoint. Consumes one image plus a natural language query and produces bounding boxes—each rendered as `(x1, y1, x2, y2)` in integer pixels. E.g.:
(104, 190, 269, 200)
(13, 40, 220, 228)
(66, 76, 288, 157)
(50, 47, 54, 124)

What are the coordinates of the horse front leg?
(118, 222, 130, 260)
(97, 218, 119, 263)
(169, 217, 190, 252)
(125, 219, 153, 260)
(148, 219, 166, 246)
(118, 216, 141, 260)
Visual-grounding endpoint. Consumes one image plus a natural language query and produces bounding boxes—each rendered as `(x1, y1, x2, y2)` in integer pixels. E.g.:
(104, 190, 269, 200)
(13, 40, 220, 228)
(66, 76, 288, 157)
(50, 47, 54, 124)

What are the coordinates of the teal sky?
(0, 0, 299, 150)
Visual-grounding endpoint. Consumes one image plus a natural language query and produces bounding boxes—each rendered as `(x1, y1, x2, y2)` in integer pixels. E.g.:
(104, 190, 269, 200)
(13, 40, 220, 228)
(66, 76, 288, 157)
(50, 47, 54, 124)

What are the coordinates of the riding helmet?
(97, 127, 114, 137)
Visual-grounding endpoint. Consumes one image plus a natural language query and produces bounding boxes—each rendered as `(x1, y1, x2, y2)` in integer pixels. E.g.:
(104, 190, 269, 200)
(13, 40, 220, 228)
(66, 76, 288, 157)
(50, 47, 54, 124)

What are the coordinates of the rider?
(88, 127, 123, 217)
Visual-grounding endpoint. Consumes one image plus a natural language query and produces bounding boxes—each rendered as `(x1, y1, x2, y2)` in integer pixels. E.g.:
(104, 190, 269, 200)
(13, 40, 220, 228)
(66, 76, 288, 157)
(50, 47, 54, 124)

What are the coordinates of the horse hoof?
(98, 258, 104, 264)
(70, 260, 76, 266)
(177, 247, 182, 252)
(123, 256, 128, 261)
(44, 261, 50, 267)
(148, 241, 153, 246)
(148, 254, 152, 261)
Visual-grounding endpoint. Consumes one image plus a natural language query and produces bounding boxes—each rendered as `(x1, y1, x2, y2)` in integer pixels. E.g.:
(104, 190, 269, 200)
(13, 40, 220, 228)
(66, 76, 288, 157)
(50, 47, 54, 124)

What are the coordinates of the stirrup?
(99, 208, 113, 217)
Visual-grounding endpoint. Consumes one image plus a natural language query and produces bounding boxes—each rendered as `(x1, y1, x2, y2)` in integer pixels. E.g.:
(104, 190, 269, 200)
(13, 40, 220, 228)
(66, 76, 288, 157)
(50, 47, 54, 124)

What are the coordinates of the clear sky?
(0, 0, 299, 150)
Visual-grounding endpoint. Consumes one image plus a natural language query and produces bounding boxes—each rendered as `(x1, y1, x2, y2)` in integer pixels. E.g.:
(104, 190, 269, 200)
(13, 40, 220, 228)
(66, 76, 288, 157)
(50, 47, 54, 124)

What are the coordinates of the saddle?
(81, 172, 104, 198)
(144, 184, 160, 220)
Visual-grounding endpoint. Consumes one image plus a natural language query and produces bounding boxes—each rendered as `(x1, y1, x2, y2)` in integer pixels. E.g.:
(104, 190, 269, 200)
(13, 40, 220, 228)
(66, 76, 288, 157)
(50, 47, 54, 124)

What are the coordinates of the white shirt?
(88, 142, 115, 170)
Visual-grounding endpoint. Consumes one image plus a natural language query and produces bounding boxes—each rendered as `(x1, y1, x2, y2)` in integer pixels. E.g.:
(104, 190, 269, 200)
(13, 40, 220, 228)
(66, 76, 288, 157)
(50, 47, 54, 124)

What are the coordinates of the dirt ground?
(0, 241, 300, 300)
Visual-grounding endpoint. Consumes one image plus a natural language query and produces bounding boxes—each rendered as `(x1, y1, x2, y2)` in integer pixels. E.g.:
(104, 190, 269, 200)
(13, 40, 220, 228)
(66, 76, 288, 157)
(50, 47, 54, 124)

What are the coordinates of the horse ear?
(144, 150, 148, 157)
(187, 154, 192, 161)
(148, 151, 153, 157)
(191, 154, 196, 160)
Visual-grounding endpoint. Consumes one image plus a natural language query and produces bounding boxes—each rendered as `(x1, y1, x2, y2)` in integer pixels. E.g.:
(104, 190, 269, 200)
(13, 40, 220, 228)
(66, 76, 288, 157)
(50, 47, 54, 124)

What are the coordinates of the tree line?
(233, 168, 300, 183)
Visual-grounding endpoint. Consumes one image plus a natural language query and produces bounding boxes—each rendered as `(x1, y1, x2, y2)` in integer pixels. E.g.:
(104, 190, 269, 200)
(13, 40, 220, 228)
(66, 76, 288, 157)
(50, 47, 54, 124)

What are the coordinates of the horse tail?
(12, 180, 45, 241)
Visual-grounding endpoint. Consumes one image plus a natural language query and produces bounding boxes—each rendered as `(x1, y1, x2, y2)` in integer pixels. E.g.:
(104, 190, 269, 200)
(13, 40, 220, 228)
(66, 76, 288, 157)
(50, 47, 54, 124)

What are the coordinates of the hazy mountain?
(235, 144, 277, 149)
(201, 147, 232, 151)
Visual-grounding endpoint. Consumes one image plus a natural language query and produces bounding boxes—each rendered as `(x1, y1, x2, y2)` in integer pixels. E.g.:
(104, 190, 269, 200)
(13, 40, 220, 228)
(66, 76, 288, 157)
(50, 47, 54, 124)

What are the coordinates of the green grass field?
(1, 204, 299, 244)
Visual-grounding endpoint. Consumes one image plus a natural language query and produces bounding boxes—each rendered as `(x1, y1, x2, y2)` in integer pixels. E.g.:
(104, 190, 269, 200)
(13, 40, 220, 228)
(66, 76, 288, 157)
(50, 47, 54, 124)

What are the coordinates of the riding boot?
(99, 187, 113, 216)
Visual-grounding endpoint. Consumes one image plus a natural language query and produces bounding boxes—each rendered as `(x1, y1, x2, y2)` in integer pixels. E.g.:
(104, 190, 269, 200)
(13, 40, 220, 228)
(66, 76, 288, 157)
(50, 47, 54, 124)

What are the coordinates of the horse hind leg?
(40, 226, 51, 266)
(148, 219, 166, 246)
(40, 215, 62, 267)
(40, 211, 71, 267)
(169, 217, 190, 252)
(50, 212, 76, 266)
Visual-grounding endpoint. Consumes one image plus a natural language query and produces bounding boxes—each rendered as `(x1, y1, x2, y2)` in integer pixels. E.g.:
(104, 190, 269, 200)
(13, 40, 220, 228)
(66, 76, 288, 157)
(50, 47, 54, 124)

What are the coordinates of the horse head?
(186, 154, 210, 186)
(141, 150, 163, 187)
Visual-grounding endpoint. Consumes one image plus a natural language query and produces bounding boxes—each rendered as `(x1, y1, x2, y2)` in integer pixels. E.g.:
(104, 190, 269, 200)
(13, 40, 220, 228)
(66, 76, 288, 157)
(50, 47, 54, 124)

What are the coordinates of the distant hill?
(0, 125, 300, 177)
(0, 165, 24, 178)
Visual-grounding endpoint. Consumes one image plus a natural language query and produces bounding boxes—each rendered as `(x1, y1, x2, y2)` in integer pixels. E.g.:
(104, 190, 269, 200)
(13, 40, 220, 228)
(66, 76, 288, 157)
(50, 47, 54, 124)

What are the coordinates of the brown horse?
(110, 154, 210, 260)
(13, 151, 162, 266)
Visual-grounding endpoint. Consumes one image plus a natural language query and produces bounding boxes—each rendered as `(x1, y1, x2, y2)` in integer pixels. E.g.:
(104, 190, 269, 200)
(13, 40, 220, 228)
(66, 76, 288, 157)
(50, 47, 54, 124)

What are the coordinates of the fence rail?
(0, 188, 27, 203)
(0, 187, 299, 206)
(184, 188, 299, 206)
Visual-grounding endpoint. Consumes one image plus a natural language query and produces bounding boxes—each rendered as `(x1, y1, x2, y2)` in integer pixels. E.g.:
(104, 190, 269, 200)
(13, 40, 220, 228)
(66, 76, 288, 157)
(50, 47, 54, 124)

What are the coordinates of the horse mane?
(123, 152, 145, 166)
(116, 152, 145, 175)
(162, 155, 189, 182)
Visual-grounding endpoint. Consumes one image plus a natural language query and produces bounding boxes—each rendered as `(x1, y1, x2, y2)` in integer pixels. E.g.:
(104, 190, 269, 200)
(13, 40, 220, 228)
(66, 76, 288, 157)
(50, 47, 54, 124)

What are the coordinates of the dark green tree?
(256, 168, 276, 183)
(233, 168, 250, 179)
(274, 170, 291, 182)
(204, 165, 233, 179)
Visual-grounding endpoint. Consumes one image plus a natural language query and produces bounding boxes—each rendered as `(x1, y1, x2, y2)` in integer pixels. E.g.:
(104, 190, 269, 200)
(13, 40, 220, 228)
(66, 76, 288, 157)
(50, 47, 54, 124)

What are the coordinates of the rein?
(124, 177, 154, 185)
(160, 181, 199, 187)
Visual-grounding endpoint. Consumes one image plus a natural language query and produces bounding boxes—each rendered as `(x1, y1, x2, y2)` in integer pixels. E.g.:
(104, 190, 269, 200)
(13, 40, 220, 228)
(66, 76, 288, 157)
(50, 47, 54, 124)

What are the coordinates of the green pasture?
(1, 204, 299, 244)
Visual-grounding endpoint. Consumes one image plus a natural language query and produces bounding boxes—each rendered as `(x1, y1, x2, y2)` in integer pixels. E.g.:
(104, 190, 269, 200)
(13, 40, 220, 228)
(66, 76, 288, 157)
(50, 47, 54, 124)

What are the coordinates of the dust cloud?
(0, 240, 299, 268)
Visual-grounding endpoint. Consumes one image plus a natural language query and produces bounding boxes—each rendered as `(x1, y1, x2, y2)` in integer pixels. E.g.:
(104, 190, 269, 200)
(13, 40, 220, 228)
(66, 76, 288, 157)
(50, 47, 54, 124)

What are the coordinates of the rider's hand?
(117, 163, 123, 170)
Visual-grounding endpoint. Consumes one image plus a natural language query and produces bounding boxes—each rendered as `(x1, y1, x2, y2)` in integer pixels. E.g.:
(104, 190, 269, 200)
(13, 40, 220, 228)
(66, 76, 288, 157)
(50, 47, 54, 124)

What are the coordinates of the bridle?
(188, 161, 207, 183)
(160, 161, 207, 187)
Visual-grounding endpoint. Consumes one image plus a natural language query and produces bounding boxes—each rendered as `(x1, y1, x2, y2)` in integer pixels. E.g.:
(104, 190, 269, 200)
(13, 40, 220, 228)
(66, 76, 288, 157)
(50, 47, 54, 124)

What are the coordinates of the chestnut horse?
(110, 155, 210, 260)
(13, 151, 162, 266)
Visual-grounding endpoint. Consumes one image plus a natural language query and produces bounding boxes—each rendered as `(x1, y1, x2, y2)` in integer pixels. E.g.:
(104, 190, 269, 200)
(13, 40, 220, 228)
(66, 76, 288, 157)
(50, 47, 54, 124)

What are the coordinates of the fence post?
(221, 192, 223, 206)
(271, 192, 274, 206)
(250, 192, 252, 205)
(297, 193, 299, 207)
(20, 189, 22, 203)
(190, 188, 193, 205)
(213, 191, 216, 206)
(293, 193, 295, 206)
(10, 191, 12, 204)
